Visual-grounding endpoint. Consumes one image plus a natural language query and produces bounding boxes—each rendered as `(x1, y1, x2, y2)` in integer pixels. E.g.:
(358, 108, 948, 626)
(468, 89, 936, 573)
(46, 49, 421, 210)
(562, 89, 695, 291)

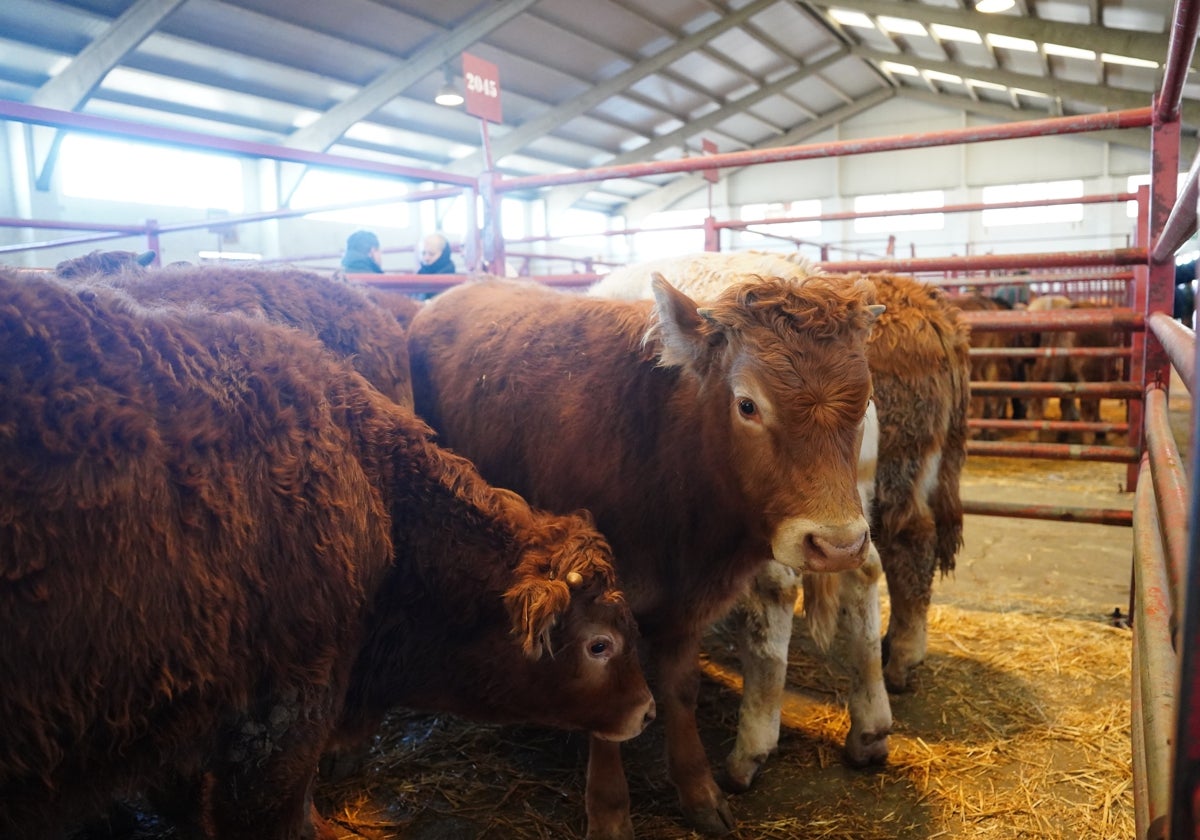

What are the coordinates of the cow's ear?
(503, 576, 572, 660)
(650, 272, 722, 369)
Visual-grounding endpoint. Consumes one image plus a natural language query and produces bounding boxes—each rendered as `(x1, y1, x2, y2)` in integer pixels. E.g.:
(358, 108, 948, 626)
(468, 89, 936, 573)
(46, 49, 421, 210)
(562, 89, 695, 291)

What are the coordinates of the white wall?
(0, 95, 1162, 270)
(630, 97, 1157, 263)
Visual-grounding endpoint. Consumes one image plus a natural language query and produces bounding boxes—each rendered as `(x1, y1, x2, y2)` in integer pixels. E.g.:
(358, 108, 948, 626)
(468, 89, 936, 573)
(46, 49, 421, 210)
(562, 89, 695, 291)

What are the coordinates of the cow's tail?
(932, 307, 971, 575)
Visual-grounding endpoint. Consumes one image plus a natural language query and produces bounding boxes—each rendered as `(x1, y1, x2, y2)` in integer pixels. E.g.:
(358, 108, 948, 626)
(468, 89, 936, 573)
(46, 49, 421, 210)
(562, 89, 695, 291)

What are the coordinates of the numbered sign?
(463, 53, 502, 124)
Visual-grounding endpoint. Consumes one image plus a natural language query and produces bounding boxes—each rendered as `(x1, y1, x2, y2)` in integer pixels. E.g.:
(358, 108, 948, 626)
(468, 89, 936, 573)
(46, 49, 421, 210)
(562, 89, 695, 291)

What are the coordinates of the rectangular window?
(853, 190, 944, 233)
(291, 170, 411, 228)
(739, 200, 821, 244)
(1126, 173, 1190, 218)
(631, 208, 709, 259)
(59, 135, 244, 212)
(982, 180, 1083, 227)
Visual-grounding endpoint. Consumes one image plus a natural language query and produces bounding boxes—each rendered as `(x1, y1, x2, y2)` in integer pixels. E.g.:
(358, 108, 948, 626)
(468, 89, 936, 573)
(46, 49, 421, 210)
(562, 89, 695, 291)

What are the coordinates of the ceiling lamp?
(975, 0, 1015, 12)
(434, 67, 463, 107)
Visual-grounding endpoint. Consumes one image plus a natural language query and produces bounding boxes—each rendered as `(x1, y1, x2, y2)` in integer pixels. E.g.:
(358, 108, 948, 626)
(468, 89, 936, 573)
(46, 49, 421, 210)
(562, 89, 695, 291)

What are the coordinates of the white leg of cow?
(725, 561, 799, 792)
(838, 542, 891, 766)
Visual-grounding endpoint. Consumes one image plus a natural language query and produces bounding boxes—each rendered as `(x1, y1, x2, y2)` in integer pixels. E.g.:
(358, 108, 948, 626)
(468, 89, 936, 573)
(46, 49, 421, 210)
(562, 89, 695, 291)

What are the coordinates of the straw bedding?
(319, 593, 1133, 840)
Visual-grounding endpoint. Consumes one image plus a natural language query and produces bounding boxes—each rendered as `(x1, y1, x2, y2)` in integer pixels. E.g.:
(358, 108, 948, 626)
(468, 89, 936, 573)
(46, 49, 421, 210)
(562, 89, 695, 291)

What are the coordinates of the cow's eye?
(587, 636, 614, 659)
(737, 398, 757, 418)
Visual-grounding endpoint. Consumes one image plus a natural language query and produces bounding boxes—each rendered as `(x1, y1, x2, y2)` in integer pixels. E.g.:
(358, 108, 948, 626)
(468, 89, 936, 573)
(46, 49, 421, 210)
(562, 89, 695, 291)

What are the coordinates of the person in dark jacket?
(417, 232, 456, 274)
(341, 230, 383, 273)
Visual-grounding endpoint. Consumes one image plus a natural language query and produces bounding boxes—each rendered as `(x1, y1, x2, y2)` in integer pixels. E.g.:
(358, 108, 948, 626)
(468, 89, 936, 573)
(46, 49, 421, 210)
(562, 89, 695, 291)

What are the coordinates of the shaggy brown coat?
(0, 270, 651, 840)
(863, 273, 971, 689)
(62, 259, 416, 408)
(408, 275, 879, 839)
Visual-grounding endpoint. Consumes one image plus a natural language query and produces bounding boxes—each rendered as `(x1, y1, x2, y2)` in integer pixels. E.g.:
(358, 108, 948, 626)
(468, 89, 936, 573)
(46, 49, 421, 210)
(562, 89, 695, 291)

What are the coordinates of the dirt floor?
(313, 389, 1191, 840)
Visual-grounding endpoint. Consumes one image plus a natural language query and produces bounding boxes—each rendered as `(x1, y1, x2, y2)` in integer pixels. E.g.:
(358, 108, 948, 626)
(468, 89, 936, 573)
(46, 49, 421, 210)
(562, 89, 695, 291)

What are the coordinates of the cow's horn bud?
(566, 571, 584, 587)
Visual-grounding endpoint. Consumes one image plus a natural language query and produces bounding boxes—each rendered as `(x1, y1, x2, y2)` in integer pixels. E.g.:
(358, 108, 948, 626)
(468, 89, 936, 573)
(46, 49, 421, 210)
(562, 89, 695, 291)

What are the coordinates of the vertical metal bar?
(1133, 453, 1177, 839)
(1129, 186, 1151, 490)
(1170, 151, 1200, 840)
(1145, 388, 1191, 629)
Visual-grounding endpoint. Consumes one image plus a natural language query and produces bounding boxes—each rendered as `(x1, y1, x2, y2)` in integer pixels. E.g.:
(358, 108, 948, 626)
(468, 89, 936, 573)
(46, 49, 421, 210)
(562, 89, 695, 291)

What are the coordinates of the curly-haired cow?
(591, 254, 970, 790)
(0, 270, 653, 840)
(408, 275, 880, 838)
(57, 257, 416, 409)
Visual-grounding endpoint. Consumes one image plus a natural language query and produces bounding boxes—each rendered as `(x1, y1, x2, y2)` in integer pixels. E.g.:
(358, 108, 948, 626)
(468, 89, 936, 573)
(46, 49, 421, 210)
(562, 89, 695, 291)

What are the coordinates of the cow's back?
(409, 280, 685, 601)
(92, 264, 416, 408)
(864, 273, 970, 575)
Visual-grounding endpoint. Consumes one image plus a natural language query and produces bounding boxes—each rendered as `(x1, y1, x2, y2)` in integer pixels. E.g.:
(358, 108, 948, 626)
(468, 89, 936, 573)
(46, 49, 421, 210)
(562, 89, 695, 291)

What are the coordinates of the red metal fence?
(1, 2, 1197, 833)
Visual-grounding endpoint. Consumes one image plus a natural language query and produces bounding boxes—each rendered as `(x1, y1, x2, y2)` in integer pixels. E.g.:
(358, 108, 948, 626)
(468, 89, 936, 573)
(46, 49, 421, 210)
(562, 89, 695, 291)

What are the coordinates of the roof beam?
(619, 87, 894, 223)
(545, 47, 850, 214)
(447, 0, 780, 175)
(29, 0, 187, 190)
(283, 1, 536, 153)
(31, 0, 186, 110)
(807, 0, 1176, 65)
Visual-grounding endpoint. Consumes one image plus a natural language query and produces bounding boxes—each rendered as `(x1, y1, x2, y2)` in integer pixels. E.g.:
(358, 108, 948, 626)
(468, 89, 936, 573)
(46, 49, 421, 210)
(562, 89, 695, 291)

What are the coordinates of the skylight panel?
(1044, 43, 1096, 60)
(829, 9, 874, 28)
(986, 33, 1038, 52)
(930, 24, 983, 44)
(1102, 53, 1159, 69)
(880, 61, 920, 76)
(925, 70, 964, 84)
(877, 16, 928, 36)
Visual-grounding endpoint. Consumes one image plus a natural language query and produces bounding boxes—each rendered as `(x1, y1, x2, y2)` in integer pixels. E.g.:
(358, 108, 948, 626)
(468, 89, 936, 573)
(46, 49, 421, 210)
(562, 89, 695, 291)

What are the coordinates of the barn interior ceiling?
(0, 0, 1195, 215)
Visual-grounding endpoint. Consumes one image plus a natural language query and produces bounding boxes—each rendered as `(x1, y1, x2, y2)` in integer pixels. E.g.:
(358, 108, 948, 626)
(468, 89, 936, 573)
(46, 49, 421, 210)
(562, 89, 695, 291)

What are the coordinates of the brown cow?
(0, 270, 653, 840)
(592, 256, 970, 789)
(950, 293, 1018, 439)
(57, 259, 416, 409)
(1024, 295, 1125, 443)
(408, 275, 880, 838)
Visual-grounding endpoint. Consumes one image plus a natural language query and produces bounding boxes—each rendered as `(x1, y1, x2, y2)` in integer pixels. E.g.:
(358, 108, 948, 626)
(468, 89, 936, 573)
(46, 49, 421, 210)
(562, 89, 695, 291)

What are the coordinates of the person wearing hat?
(341, 230, 383, 273)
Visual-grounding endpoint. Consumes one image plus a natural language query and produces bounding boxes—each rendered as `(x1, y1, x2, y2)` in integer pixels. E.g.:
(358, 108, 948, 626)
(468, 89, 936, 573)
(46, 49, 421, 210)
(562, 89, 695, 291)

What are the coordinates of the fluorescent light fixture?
(986, 33, 1038, 52)
(828, 8, 874, 28)
(975, 0, 1015, 11)
(925, 70, 964, 84)
(880, 61, 920, 76)
(877, 16, 928, 36)
(1102, 53, 1159, 69)
(1044, 43, 1096, 60)
(930, 24, 982, 43)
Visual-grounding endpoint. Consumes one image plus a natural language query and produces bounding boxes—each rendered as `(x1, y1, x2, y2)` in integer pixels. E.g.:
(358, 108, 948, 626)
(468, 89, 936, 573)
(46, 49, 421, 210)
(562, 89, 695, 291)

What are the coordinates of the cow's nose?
(804, 521, 869, 572)
(643, 700, 657, 727)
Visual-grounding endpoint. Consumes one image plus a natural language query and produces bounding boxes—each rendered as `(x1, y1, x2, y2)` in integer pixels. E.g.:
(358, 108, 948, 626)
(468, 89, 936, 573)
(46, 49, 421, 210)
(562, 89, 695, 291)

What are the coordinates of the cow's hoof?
(721, 751, 766, 793)
(884, 665, 917, 694)
(585, 814, 634, 840)
(682, 797, 736, 836)
(845, 728, 890, 768)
